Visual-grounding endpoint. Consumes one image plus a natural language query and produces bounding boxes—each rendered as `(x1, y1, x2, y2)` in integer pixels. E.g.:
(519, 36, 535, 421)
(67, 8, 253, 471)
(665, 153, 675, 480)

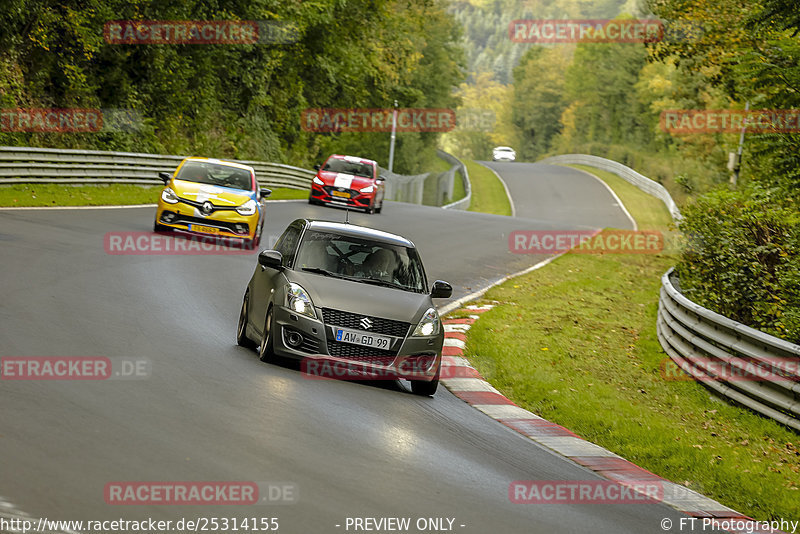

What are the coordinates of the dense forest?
(0, 0, 464, 173)
(446, 0, 798, 342)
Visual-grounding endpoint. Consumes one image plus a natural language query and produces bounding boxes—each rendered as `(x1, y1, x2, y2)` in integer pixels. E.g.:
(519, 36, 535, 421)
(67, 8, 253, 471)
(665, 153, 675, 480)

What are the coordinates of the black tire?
(410, 366, 440, 396)
(236, 292, 256, 348)
(253, 220, 263, 247)
(243, 227, 261, 251)
(375, 201, 383, 214)
(153, 221, 172, 233)
(259, 307, 276, 362)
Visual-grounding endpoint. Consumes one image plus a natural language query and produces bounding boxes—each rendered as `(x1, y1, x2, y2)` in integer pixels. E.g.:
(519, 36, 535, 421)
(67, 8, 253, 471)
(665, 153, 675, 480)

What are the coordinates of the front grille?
(320, 308, 410, 338)
(327, 339, 398, 359)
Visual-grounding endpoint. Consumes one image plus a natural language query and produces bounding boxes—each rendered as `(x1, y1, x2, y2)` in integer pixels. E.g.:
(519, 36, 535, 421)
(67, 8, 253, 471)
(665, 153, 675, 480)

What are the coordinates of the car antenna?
(344, 208, 350, 224)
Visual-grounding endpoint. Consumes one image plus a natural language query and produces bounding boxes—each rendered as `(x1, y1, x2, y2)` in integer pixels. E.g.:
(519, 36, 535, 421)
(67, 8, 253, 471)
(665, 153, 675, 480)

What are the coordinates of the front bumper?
(271, 305, 441, 381)
(310, 184, 375, 209)
(155, 199, 259, 240)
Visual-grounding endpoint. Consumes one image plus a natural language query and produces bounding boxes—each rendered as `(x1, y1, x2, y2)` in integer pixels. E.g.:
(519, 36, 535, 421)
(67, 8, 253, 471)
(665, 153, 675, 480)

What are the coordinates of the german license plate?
(335, 327, 393, 350)
(331, 190, 350, 198)
(189, 224, 219, 234)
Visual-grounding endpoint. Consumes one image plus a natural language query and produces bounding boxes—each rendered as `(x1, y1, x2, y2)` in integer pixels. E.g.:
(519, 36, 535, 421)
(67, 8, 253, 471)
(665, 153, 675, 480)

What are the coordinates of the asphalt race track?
(0, 163, 695, 533)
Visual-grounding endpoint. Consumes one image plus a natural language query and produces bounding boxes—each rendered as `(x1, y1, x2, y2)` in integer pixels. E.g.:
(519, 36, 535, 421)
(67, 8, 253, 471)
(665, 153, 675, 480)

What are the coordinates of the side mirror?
(158, 172, 172, 184)
(258, 249, 283, 269)
(259, 188, 272, 200)
(313, 164, 321, 171)
(430, 280, 453, 299)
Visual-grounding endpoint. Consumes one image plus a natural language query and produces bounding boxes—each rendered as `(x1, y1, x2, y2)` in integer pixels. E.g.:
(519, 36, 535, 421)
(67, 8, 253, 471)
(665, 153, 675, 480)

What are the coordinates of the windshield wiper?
(301, 267, 345, 279)
(358, 277, 412, 291)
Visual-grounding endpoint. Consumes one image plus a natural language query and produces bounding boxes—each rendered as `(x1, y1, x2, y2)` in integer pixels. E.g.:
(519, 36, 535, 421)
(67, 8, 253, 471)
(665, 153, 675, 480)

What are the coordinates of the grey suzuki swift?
(237, 219, 453, 396)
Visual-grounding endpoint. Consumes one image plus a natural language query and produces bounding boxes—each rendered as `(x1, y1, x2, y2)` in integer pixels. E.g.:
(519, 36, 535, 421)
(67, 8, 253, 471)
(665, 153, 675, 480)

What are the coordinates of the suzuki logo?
(359, 317, 373, 330)
(201, 201, 214, 215)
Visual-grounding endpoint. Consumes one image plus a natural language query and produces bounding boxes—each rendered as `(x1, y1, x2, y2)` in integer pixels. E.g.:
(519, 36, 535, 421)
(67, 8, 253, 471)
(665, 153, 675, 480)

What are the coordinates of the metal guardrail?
(378, 167, 429, 204)
(438, 150, 471, 210)
(539, 154, 681, 220)
(0, 146, 315, 189)
(657, 268, 800, 431)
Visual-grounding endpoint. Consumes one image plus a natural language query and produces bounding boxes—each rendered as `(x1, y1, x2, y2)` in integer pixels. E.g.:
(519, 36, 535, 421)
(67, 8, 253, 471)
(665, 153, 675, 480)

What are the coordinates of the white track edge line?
(476, 161, 516, 217)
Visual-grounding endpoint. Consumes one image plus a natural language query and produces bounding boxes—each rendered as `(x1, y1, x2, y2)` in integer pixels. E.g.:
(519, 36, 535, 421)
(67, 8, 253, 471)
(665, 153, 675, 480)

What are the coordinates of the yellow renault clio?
(154, 157, 271, 247)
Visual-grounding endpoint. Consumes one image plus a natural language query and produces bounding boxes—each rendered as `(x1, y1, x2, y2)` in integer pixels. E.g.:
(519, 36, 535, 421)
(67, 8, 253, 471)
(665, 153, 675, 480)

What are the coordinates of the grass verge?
(451, 167, 466, 204)
(0, 184, 309, 207)
(422, 154, 455, 206)
(465, 160, 511, 216)
(460, 166, 800, 520)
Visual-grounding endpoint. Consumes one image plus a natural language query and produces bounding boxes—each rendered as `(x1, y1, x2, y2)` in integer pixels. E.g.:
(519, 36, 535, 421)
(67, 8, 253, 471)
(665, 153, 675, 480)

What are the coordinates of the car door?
(250, 220, 304, 336)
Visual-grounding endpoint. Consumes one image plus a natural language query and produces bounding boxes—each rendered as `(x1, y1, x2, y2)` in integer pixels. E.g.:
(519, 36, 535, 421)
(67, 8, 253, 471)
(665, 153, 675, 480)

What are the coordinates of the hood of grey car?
(289, 271, 433, 324)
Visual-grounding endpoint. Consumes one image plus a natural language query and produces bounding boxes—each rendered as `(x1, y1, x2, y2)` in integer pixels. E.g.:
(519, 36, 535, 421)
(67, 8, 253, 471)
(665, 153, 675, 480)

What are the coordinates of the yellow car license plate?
(189, 224, 219, 234)
(332, 190, 350, 198)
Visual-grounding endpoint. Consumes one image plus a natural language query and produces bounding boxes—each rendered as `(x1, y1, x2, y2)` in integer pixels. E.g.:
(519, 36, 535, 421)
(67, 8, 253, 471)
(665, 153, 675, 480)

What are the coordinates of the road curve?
(0, 164, 687, 533)
(481, 161, 633, 228)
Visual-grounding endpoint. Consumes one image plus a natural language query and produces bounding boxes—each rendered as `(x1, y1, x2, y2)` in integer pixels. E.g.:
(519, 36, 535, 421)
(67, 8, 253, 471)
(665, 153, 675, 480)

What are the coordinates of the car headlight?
(412, 307, 440, 337)
(161, 188, 179, 204)
(360, 185, 375, 194)
(312, 176, 324, 185)
(236, 199, 258, 216)
(286, 282, 316, 319)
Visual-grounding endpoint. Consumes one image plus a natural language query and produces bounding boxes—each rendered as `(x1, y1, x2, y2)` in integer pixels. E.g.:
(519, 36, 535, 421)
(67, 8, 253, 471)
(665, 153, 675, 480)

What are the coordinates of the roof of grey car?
(305, 220, 414, 247)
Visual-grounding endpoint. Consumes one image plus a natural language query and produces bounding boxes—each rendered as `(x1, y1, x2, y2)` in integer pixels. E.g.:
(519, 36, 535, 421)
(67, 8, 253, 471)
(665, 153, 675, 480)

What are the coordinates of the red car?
(308, 154, 385, 214)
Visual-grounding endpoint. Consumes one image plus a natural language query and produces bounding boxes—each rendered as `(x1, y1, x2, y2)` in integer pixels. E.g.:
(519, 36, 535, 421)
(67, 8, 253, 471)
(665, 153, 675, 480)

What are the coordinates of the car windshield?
(175, 161, 254, 191)
(322, 158, 374, 178)
(295, 230, 426, 292)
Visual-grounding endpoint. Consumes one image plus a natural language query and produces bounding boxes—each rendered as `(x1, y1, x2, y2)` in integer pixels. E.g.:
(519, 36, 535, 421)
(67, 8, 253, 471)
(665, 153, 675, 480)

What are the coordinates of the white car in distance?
(492, 146, 516, 162)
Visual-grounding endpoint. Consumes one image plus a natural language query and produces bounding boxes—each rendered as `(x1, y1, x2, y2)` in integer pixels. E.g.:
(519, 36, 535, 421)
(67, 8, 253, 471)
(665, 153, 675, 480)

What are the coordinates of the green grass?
(423, 154, 468, 206)
(451, 168, 466, 204)
(0, 184, 309, 207)
(465, 160, 511, 216)
(459, 167, 800, 521)
(430, 154, 454, 173)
